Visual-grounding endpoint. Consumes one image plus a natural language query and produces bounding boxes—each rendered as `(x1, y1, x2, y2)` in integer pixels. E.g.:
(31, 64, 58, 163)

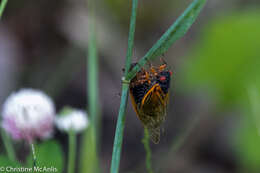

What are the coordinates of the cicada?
(129, 60, 172, 144)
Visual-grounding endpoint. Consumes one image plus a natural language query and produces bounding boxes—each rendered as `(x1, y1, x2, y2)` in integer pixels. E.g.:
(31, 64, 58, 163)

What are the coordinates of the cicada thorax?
(129, 61, 172, 144)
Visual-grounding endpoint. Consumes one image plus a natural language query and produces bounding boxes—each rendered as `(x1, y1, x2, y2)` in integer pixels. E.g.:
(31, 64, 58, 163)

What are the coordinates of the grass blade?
(0, 0, 8, 19)
(80, 0, 100, 172)
(110, 0, 138, 172)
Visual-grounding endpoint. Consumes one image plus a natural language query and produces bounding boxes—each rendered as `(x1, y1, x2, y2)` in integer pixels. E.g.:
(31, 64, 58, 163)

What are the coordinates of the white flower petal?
(55, 109, 89, 133)
(1, 89, 55, 142)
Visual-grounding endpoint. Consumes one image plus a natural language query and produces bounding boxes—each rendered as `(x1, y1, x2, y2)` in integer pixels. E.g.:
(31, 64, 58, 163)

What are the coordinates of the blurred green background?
(1, 0, 260, 172)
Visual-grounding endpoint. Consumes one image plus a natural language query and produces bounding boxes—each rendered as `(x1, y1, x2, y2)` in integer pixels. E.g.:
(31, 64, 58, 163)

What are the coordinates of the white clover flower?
(1, 89, 55, 143)
(55, 109, 89, 133)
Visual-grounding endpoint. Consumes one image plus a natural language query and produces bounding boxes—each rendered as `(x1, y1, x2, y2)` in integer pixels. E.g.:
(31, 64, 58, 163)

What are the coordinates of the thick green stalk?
(0, 129, 16, 161)
(87, 0, 99, 138)
(0, 0, 8, 19)
(80, 0, 99, 172)
(142, 128, 153, 173)
(126, 0, 207, 81)
(110, 0, 138, 172)
(68, 131, 76, 173)
(247, 86, 260, 133)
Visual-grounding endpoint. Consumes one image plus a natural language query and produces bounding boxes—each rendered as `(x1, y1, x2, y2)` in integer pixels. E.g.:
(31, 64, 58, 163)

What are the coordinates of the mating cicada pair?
(129, 59, 172, 144)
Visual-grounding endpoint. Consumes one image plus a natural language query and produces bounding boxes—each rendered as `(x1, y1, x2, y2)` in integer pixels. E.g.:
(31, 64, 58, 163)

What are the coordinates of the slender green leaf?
(0, 129, 16, 162)
(81, 0, 100, 172)
(0, 0, 8, 19)
(110, 0, 138, 172)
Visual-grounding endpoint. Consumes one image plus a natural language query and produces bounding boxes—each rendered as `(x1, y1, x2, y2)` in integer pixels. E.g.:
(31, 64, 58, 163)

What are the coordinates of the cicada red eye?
(159, 76, 166, 81)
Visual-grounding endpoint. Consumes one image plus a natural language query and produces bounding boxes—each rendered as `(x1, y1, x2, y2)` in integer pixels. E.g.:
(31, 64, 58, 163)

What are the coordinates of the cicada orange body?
(129, 60, 172, 144)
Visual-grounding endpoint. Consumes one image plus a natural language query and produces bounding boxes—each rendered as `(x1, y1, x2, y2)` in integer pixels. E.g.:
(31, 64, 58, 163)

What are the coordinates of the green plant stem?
(0, 0, 8, 19)
(31, 142, 37, 172)
(87, 0, 99, 139)
(0, 129, 16, 161)
(68, 131, 76, 173)
(142, 128, 153, 173)
(80, 0, 100, 172)
(126, 0, 207, 81)
(247, 86, 260, 134)
(81, 125, 98, 173)
(110, 83, 130, 173)
(110, 0, 138, 172)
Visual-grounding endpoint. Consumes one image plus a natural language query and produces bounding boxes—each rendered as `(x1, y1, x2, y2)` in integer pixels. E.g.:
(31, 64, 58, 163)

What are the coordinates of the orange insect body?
(129, 60, 172, 144)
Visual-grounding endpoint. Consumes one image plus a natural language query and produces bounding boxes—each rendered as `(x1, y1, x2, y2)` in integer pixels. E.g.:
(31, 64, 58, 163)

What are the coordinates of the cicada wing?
(139, 84, 169, 144)
(147, 126, 160, 144)
(129, 90, 139, 116)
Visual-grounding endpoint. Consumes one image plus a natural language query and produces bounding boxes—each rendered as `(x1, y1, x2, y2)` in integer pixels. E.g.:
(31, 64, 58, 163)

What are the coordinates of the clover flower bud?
(1, 89, 55, 143)
(55, 108, 89, 133)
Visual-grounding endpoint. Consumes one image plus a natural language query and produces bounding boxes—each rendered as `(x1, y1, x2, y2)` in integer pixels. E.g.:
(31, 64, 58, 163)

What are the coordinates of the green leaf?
(0, 0, 8, 19)
(0, 155, 21, 167)
(234, 115, 260, 171)
(26, 140, 64, 172)
(234, 86, 260, 171)
(126, 0, 207, 80)
(180, 10, 260, 107)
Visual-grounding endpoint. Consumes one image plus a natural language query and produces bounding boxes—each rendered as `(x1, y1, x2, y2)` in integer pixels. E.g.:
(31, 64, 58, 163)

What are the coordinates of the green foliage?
(234, 86, 260, 171)
(0, 0, 8, 19)
(180, 9, 260, 171)
(26, 140, 64, 172)
(234, 115, 260, 171)
(180, 10, 260, 107)
(1, 129, 16, 162)
(0, 155, 21, 167)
